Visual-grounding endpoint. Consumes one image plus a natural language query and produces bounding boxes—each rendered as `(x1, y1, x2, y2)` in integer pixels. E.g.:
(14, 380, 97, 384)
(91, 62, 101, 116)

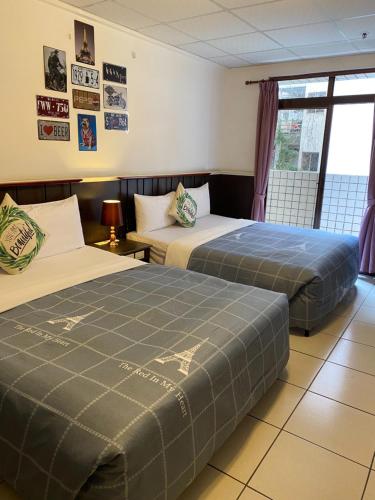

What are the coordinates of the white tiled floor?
(1, 277, 374, 500)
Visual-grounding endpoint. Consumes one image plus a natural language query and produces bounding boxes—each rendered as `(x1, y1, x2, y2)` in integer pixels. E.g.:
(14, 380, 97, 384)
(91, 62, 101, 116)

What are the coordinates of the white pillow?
(21, 195, 85, 260)
(134, 192, 175, 233)
(186, 183, 210, 219)
(134, 191, 176, 233)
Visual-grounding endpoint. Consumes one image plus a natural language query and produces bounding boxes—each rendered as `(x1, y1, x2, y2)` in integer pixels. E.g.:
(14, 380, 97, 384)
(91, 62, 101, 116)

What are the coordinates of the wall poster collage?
(37, 19, 129, 149)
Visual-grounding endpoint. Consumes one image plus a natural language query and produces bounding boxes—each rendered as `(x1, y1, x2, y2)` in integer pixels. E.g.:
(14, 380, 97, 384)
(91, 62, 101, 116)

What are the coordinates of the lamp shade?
(101, 200, 123, 226)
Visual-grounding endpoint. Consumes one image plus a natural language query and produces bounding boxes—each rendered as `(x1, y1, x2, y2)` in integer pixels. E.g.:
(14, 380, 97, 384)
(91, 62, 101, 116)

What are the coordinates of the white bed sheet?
(0, 245, 145, 313)
(127, 214, 255, 267)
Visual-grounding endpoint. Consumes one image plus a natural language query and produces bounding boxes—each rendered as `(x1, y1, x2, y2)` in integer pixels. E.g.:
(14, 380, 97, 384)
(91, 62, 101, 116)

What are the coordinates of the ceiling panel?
(240, 48, 298, 63)
(291, 41, 358, 58)
(214, 0, 275, 7)
(234, 0, 328, 31)
(62, 0, 104, 6)
(60, 0, 375, 67)
(352, 37, 375, 52)
(139, 25, 195, 45)
(86, 1, 157, 29)
(336, 15, 375, 41)
(116, 0, 221, 23)
(179, 42, 227, 58)
(209, 32, 280, 54)
(171, 11, 254, 40)
(267, 22, 346, 47)
(210, 55, 251, 67)
(316, 0, 375, 20)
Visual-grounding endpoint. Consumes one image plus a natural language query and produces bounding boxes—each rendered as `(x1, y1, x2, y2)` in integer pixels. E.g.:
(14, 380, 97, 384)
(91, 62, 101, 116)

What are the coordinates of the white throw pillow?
(186, 183, 210, 218)
(134, 192, 175, 233)
(169, 183, 197, 228)
(21, 195, 85, 260)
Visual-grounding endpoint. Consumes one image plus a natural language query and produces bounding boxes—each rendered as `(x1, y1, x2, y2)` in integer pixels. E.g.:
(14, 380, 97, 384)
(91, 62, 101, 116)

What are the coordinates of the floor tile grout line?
(207, 463, 246, 487)
(326, 359, 375, 379)
(361, 452, 375, 500)
(307, 389, 375, 418)
(242, 326, 345, 490)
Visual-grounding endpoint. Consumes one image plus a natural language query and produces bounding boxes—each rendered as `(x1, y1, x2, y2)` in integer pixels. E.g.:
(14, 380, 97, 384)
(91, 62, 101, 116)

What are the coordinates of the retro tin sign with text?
(36, 95, 69, 118)
(71, 64, 99, 88)
(104, 112, 128, 131)
(103, 62, 127, 84)
(37, 120, 70, 141)
(72, 89, 100, 111)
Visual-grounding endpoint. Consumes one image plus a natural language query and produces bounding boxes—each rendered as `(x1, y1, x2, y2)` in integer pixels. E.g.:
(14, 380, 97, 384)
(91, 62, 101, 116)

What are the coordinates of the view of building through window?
(266, 73, 374, 235)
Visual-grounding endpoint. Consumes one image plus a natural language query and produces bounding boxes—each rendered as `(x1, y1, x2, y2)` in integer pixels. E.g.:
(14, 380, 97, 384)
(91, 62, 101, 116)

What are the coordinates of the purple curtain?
(251, 80, 279, 222)
(359, 105, 375, 274)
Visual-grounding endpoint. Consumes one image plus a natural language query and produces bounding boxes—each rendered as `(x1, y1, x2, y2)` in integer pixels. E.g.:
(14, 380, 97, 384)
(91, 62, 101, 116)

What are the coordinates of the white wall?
(218, 53, 375, 175)
(0, 0, 224, 182)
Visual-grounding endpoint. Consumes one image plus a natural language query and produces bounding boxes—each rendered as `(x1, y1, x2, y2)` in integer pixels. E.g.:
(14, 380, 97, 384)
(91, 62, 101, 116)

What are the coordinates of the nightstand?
(91, 240, 151, 263)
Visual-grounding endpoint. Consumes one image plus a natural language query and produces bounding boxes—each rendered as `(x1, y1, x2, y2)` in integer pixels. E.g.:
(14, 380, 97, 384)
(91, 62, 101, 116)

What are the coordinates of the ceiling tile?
(171, 12, 254, 40)
(267, 22, 346, 47)
(62, 0, 104, 6)
(209, 32, 280, 54)
(179, 42, 227, 58)
(86, 1, 157, 29)
(291, 41, 359, 58)
(352, 37, 375, 52)
(234, 0, 328, 31)
(214, 0, 275, 7)
(316, 0, 375, 20)
(115, 0, 221, 23)
(336, 15, 375, 40)
(240, 48, 298, 63)
(139, 25, 195, 45)
(210, 55, 251, 67)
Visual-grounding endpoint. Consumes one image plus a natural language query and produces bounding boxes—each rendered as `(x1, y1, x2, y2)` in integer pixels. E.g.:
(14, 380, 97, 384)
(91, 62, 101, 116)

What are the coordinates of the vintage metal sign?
(103, 84, 127, 111)
(36, 95, 69, 118)
(72, 89, 100, 111)
(103, 63, 127, 84)
(37, 120, 70, 141)
(104, 112, 128, 131)
(71, 64, 99, 88)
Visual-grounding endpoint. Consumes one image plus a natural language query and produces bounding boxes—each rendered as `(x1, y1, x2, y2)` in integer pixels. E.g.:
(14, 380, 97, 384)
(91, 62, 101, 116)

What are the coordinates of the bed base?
(304, 330, 310, 337)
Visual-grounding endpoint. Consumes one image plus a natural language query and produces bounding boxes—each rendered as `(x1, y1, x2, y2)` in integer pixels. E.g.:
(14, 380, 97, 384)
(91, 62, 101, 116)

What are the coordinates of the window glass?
(278, 77, 328, 99)
(334, 73, 375, 96)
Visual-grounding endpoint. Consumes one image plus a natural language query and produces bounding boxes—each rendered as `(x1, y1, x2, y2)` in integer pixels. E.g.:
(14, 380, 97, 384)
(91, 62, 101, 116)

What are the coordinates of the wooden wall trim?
(118, 172, 210, 180)
(0, 179, 82, 187)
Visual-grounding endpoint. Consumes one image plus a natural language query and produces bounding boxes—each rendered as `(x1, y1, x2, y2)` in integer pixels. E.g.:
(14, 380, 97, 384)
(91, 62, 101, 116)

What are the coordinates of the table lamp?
(101, 200, 124, 247)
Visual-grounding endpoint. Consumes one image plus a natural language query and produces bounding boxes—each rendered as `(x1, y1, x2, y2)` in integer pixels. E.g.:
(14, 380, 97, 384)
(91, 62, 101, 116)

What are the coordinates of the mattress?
(127, 214, 241, 264)
(0, 248, 289, 500)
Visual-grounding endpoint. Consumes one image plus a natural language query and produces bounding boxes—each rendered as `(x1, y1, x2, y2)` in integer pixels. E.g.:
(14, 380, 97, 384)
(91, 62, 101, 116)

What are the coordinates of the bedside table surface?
(91, 239, 151, 256)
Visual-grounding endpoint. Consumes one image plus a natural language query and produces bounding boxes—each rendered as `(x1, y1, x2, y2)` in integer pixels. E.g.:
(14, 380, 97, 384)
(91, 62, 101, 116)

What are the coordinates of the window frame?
(274, 69, 375, 228)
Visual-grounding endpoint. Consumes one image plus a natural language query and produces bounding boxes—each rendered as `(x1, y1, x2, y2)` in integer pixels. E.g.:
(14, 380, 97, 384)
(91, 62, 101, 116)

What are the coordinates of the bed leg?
(304, 330, 310, 337)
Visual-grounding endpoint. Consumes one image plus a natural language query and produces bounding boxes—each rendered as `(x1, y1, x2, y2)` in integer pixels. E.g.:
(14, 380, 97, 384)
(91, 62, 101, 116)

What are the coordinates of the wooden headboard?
(0, 173, 211, 244)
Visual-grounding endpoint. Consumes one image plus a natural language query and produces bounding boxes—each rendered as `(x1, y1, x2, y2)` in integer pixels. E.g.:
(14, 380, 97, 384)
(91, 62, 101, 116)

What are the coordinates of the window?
(334, 73, 375, 96)
(278, 77, 329, 99)
(301, 152, 320, 171)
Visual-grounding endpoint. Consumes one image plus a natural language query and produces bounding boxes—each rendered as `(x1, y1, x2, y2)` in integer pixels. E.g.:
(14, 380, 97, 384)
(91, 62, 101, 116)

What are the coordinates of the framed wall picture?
(104, 112, 128, 131)
(103, 84, 127, 111)
(103, 63, 127, 84)
(73, 89, 100, 111)
(75, 20, 95, 65)
(71, 64, 99, 89)
(38, 120, 70, 141)
(77, 114, 97, 151)
(36, 95, 69, 118)
(43, 46, 67, 92)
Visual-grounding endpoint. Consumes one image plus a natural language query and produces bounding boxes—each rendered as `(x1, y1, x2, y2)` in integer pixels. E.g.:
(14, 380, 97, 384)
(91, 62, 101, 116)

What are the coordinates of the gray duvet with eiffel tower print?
(0, 264, 289, 500)
(187, 222, 359, 330)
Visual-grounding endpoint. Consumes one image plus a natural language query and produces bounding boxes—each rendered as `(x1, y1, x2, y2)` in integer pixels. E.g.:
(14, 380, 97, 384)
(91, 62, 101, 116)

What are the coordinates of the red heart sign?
(43, 125, 54, 136)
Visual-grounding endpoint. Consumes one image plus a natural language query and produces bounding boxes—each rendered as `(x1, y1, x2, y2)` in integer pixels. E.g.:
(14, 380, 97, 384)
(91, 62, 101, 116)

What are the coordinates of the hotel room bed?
(0, 246, 289, 500)
(128, 215, 359, 331)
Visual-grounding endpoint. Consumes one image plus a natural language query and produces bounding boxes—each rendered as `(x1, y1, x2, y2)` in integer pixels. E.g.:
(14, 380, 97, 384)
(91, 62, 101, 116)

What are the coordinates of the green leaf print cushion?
(169, 183, 197, 228)
(0, 194, 46, 274)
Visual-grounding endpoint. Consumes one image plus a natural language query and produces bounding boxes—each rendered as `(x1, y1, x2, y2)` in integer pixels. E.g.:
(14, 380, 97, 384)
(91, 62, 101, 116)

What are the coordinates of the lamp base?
(109, 226, 118, 247)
